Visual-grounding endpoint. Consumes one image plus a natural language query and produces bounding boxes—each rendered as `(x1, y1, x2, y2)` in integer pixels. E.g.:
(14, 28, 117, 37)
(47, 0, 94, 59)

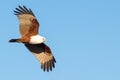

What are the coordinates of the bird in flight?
(9, 5, 56, 72)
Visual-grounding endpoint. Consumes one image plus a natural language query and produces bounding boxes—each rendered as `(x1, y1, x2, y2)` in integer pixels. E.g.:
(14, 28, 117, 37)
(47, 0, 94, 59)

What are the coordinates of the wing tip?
(41, 57, 56, 72)
(14, 5, 35, 16)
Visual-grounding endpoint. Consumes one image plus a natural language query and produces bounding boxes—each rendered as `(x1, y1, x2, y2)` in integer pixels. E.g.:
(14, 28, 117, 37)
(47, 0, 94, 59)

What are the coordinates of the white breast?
(29, 35, 46, 44)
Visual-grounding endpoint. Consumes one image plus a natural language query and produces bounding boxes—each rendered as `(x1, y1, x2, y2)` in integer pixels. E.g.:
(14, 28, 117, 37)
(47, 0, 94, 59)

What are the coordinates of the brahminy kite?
(9, 6, 56, 72)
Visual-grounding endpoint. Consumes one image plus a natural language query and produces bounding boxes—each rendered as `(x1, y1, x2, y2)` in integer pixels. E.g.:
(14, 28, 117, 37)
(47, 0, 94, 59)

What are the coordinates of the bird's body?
(9, 6, 56, 72)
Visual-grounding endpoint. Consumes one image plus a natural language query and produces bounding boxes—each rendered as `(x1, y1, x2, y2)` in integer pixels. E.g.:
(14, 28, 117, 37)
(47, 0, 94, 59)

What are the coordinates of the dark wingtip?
(41, 57, 56, 72)
(14, 5, 35, 16)
(53, 56, 56, 63)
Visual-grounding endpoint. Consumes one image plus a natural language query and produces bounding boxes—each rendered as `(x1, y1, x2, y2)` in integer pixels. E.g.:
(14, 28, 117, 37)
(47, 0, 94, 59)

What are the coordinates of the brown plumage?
(9, 6, 56, 72)
(25, 43, 56, 71)
(12, 6, 39, 43)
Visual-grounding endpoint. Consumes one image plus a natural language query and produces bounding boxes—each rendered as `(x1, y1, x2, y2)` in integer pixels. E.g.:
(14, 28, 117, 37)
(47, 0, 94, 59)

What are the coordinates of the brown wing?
(14, 6, 39, 36)
(24, 43, 56, 72)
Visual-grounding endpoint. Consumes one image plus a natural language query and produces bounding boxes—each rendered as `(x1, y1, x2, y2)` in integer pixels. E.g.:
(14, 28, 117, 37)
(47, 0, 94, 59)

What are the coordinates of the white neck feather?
(29, 35, 46, 44)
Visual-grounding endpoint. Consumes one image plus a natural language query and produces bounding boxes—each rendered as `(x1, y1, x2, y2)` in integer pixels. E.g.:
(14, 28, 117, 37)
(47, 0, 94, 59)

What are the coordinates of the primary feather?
(14, 6, 39, 36)
(25, 43, 56, 72)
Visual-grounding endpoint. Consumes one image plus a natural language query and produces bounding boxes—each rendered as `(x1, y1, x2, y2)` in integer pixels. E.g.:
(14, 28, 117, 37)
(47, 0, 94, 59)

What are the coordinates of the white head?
(30, 35, 46, 44)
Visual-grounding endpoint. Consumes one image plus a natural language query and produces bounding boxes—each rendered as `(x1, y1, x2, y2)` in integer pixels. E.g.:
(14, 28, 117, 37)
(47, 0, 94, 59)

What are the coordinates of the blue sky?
(0, 0, 120, 80)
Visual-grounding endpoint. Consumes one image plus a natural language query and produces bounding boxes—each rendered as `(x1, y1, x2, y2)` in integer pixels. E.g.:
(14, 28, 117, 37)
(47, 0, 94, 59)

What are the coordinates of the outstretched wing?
(14, 6, 39, 36)
(24, 43, 56, 72)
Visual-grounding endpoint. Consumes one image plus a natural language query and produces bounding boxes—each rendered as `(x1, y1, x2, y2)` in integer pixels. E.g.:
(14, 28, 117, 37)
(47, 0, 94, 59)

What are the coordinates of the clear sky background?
(0, 0, 120, 80)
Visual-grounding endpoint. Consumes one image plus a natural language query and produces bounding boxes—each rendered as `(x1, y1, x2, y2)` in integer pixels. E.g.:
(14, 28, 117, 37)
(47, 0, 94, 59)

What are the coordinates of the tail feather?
(9, 39, 19, 42)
